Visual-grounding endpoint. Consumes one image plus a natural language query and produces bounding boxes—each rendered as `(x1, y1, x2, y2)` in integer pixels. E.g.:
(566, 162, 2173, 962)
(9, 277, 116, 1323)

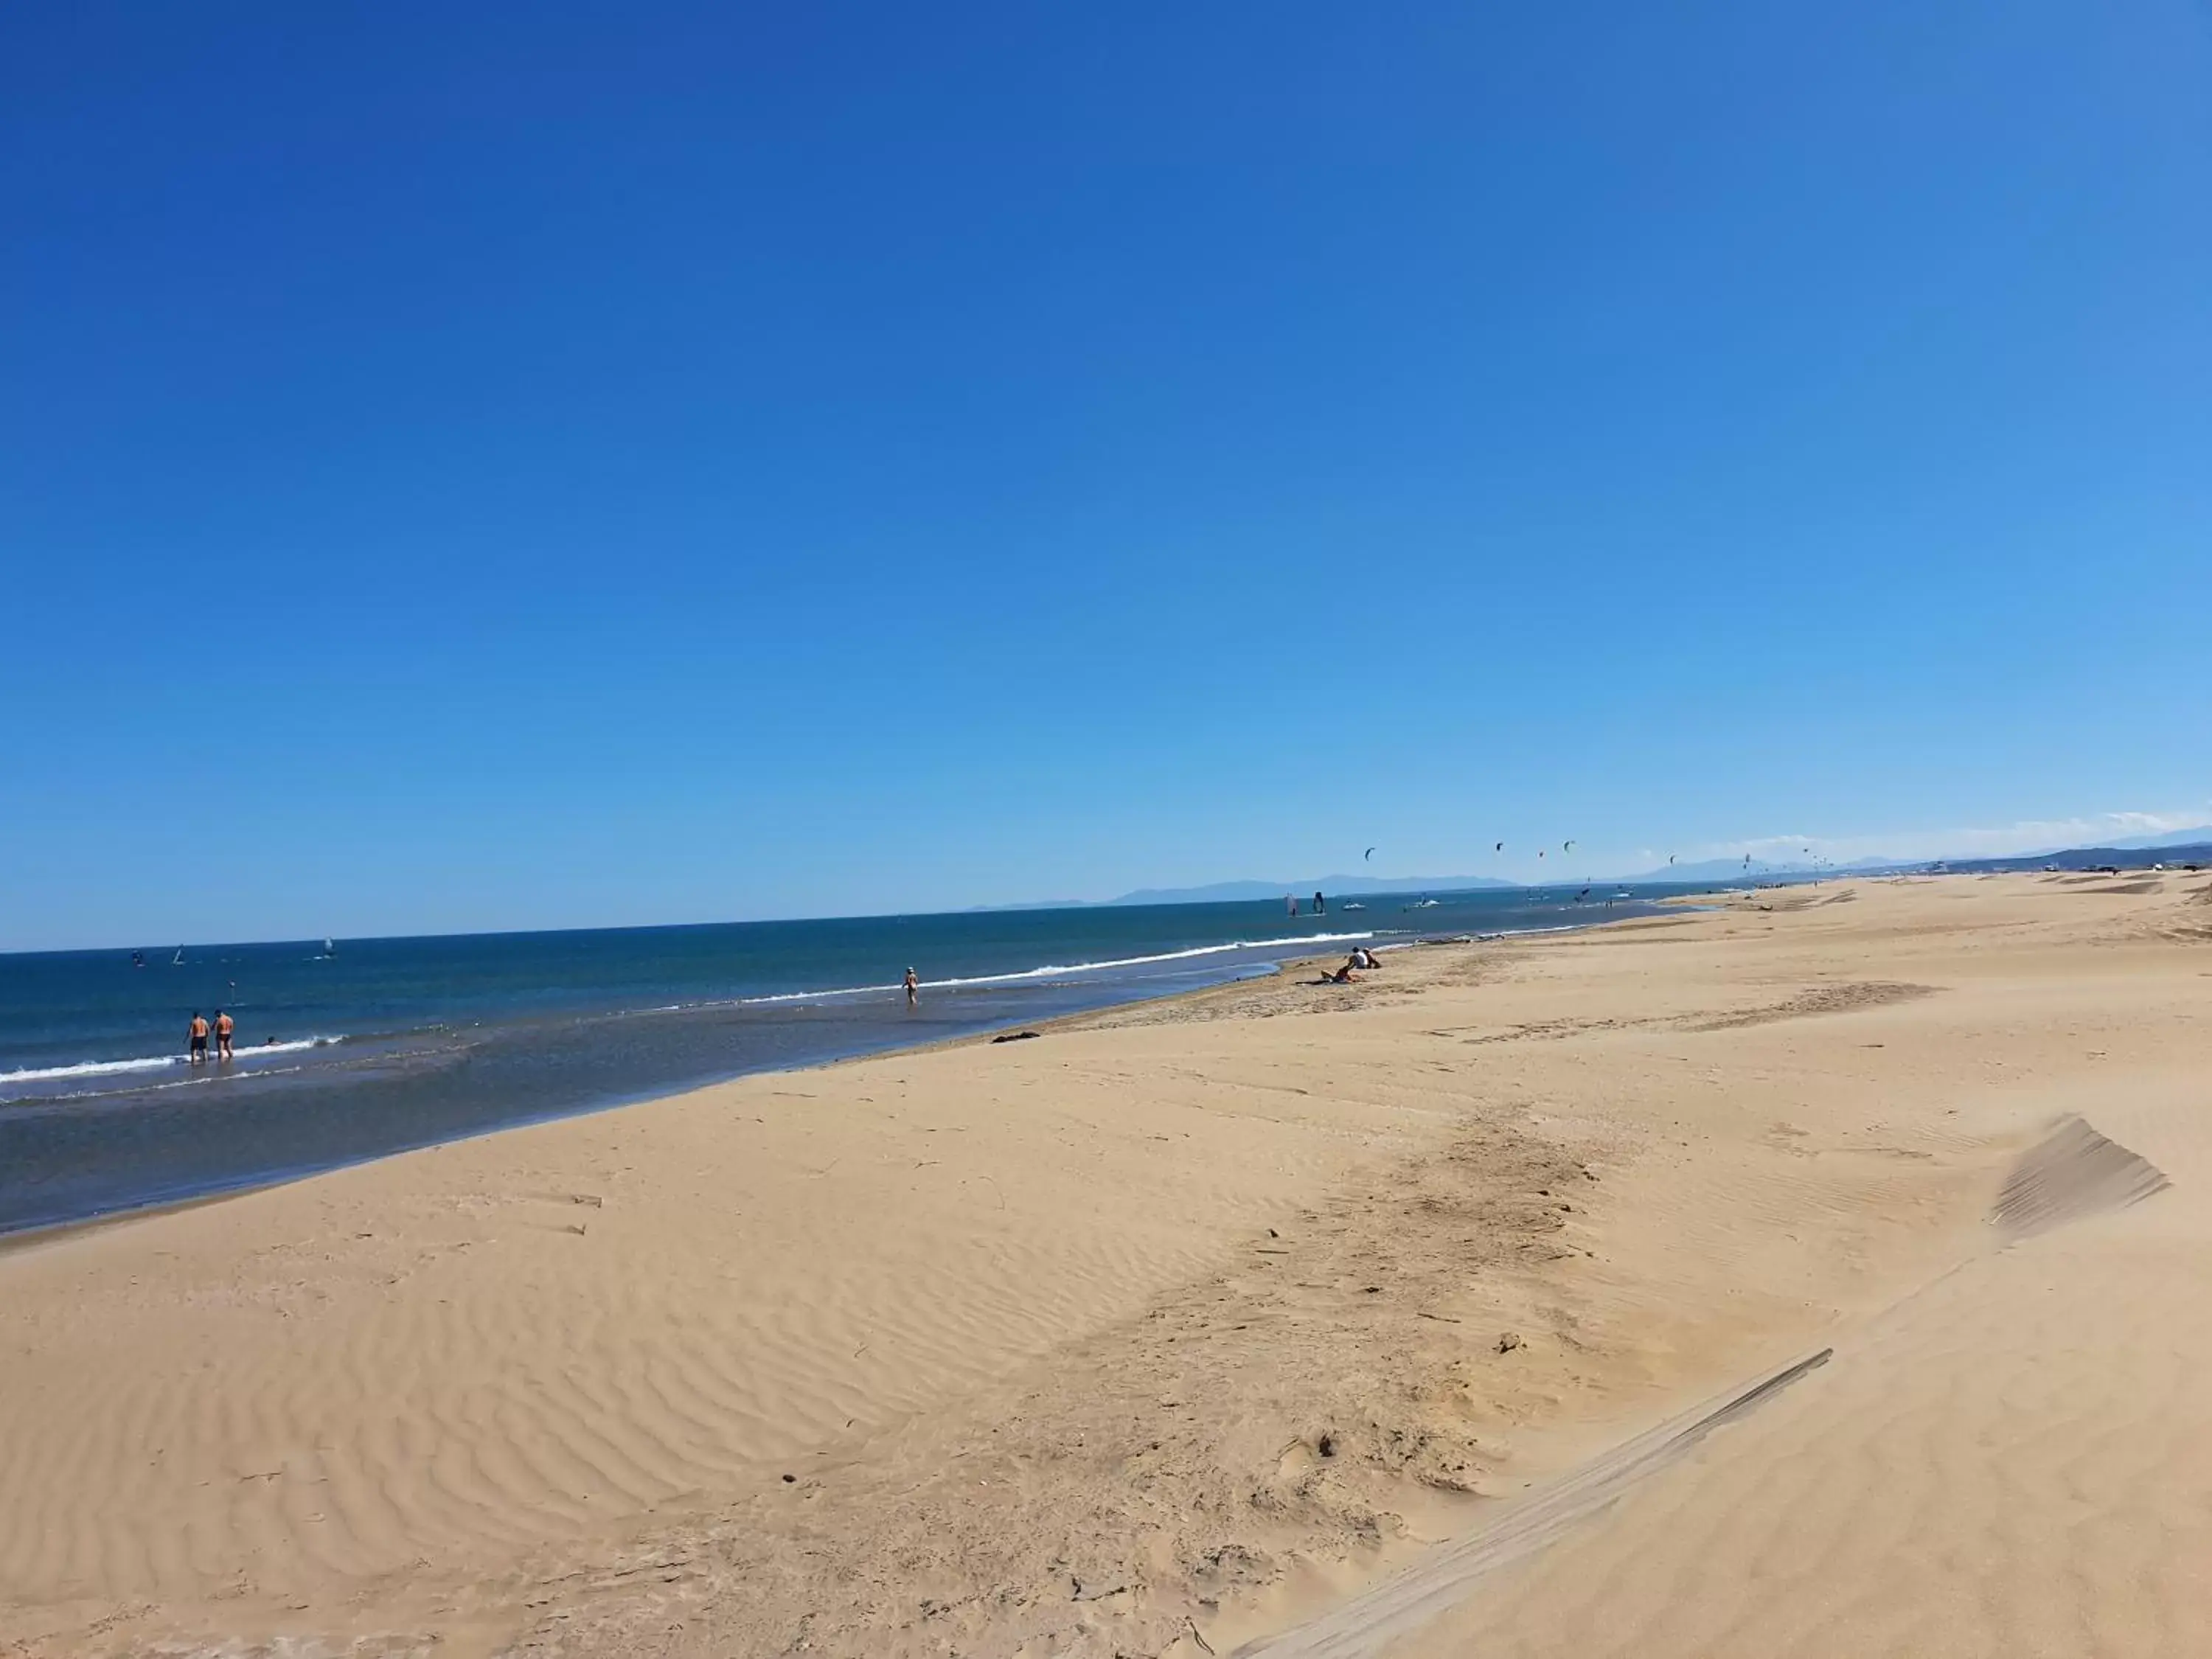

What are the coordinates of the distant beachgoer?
(215, 1009, 234, 1060)
(187, 1012, 209, 1063)
(1287, 895, 1299, 917)
(904, 967, 919, 1009)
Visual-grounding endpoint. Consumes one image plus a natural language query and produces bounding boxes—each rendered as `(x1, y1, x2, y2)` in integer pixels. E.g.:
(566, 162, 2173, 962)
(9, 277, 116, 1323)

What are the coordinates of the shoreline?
(0, 967, 1272, 1253)
(9, 870, 2205, 1657)
(0, 913, 1634, 1247)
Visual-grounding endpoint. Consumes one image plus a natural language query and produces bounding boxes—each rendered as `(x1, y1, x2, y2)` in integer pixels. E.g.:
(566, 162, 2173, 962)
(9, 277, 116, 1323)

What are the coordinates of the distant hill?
(1623, 830, 2212, 884)
(2096, 825, 2212, 852)
(991, 828, 2212, 912)
(1106, 873, 1517, 907)
(1942, 840, 2212, 874)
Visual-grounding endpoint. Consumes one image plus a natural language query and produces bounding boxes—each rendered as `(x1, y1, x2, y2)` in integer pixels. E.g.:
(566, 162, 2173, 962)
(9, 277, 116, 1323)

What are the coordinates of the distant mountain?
(1106, 873, 1517, 906)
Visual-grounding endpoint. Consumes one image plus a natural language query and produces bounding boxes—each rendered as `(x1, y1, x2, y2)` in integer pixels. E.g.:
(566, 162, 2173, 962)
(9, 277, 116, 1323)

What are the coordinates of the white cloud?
(1700, 805, 2212, 867)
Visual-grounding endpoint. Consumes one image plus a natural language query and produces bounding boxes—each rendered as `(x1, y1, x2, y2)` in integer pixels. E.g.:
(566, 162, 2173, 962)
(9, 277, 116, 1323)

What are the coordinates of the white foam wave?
(0, 1036, 344, 1088)
(719, 930, 1393, 1007)
(925, 931, 1387, 988)
(26, 1062, 323, 1106)
(1, 1054, 176, 1084)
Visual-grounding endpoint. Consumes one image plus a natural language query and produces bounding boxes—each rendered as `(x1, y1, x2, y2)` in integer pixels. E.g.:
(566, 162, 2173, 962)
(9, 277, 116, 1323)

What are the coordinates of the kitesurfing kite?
(1562, 840, 1575, 853)
(1495, 841, 1504, 852)
(1365, 846, 1376, 862)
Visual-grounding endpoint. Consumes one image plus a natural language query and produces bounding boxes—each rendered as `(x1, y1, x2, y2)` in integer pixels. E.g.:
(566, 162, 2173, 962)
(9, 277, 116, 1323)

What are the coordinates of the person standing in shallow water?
(903, 967, 919, 1009)
(214, 1009, 234, 1060)
(187, 1012, 209, 1064)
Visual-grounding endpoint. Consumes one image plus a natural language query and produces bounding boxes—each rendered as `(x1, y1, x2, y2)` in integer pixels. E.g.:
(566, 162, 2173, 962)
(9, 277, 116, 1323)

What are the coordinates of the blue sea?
(0, 887, 1669, 1236)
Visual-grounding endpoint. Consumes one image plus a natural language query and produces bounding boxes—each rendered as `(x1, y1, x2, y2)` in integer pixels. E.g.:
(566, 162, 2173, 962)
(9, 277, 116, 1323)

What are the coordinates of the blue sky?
(4, 1, 2208, 950)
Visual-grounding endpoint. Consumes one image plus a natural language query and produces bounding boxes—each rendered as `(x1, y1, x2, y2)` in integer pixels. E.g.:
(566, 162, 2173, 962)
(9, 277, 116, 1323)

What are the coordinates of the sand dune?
(3, 872, 2208, 1656)
(1359, 1076, 2211, 1659)
(1256, 1102, 2201, 1659)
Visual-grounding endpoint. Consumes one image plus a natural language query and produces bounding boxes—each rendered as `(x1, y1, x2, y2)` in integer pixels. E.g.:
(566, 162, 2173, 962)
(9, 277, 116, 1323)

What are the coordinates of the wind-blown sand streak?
(1239, 1346, 1839, 1659)
(1372, 1085, 2211, 1659)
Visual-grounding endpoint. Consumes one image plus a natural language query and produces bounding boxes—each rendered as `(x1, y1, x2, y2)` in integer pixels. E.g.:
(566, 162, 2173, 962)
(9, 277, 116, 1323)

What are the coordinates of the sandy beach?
(4, 871, 2208, 1658)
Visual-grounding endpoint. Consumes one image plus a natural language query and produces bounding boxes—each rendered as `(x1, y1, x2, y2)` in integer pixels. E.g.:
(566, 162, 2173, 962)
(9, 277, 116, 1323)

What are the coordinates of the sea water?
(0, 888, 1668, 1234)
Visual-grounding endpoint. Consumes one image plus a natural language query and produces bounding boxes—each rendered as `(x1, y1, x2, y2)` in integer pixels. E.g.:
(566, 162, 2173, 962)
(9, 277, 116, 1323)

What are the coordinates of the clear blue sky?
(4, 1, 2208, 950)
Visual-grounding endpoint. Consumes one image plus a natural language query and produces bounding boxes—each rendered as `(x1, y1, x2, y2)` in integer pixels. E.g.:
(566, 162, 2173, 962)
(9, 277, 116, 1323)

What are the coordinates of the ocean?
(0, 887, 1668, 1236)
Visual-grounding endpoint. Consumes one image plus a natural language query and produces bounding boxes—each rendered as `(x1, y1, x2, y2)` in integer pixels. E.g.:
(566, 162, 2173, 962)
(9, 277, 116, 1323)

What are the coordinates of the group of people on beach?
(187, 1009, 234, 1062)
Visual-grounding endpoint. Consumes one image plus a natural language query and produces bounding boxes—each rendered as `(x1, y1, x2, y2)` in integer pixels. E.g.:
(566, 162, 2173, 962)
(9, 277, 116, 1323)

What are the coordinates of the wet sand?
(3, 872, 2207, 1657)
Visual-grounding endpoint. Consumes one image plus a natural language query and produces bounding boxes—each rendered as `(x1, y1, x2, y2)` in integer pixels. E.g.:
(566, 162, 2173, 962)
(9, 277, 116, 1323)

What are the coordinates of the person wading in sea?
(903, 967, 919, 1009)
(214, 1008, 235, 1060)
(187, 1012, 210, 1064)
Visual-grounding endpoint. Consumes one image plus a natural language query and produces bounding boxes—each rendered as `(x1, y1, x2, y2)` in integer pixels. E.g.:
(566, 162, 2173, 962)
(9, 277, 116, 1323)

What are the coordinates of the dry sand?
(3, 872, 2208, 1657)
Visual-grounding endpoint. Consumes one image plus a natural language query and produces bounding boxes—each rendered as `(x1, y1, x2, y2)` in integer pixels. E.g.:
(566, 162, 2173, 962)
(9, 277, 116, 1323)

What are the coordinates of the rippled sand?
(4, 870, 2208, 1657)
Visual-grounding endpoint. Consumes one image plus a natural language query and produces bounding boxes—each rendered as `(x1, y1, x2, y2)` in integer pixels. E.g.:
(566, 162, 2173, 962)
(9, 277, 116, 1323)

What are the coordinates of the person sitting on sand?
(1320, 959, 1362, 984)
